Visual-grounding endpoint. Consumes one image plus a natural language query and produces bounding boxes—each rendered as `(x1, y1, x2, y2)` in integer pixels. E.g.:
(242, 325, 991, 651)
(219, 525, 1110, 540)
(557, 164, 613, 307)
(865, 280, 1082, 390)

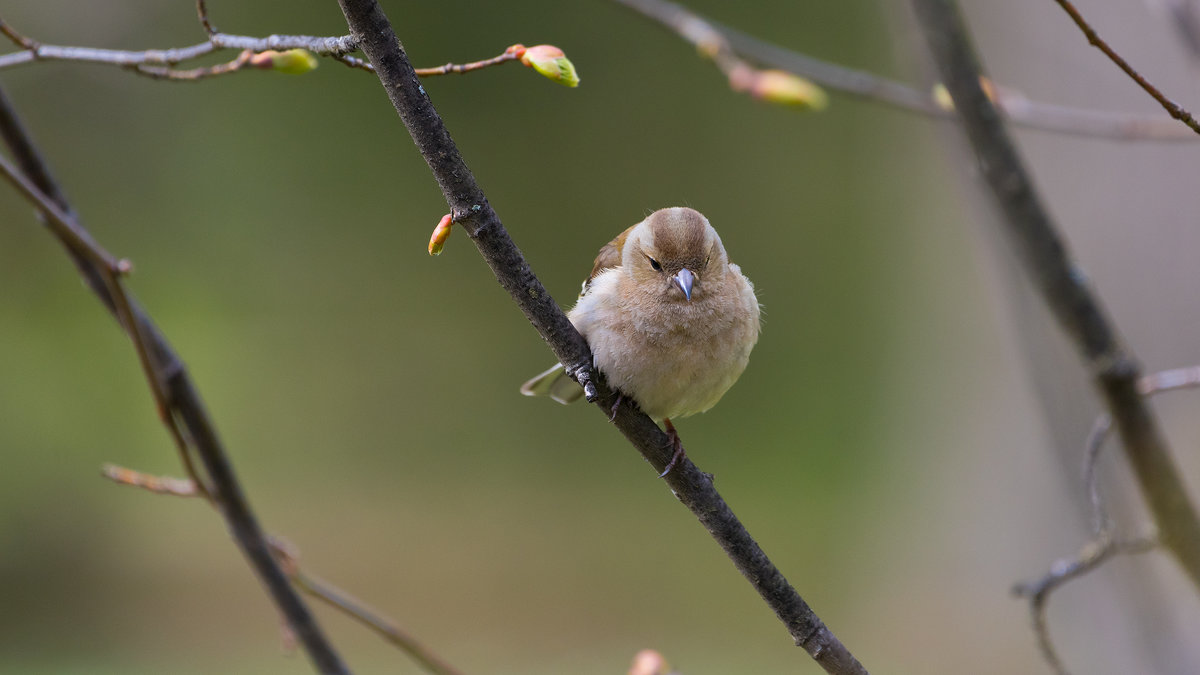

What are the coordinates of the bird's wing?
(583, 223, 635, 294)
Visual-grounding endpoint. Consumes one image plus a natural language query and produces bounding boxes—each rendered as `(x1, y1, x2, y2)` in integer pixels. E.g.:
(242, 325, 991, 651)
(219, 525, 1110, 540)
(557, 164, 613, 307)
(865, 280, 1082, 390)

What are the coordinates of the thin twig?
(1014, 366, 1200, 674)
(413, 50, 520, 76)
(0, 16, 357, 71)
(102, 463, 199, 497)
(0, 16, 530, 83)
(611, 0, 1200, 142)
(1082, 413, 1114, 534)
(1052, 0, 1200, 136)
(1084, 366, 1200, 534)
(196, 0, 217, 37)
(133, 50, 253, 81)
(335, 1, 868, 673)
(610, 0, 826, 107)
(269, 540, 466, 675)
(912, 0, 1200, 599)
(1032, 365, 1200, 674)
(333, 53, 373, 72)
(1013, 533, 1158, 675)
(0, 87, 350, 675)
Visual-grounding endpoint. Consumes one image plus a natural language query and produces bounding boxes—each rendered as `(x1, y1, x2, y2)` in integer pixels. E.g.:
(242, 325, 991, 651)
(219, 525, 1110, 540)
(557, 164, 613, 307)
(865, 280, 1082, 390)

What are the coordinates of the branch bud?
(518, 44, 580, 87)
(428, 214, 453, 256)
(249, 49, 319, 74)
(629, 649, 674, 675)
(745, 69, 827, 110)
(932, 75, 999, 112)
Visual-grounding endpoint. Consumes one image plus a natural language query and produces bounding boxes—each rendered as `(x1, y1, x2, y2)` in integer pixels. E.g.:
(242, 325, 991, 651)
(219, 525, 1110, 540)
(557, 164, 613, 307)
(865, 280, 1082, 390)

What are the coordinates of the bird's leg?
(659, 418, 686, 478)
(608, 392, 624, 422)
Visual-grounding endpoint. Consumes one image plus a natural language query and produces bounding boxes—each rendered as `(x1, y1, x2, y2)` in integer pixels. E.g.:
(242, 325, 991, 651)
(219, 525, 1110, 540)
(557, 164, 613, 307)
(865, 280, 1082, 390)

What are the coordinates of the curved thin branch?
(333, 1, 868, 673)
(1013, 532, 1158, 675)
(1052, 0, 1200, 136)
(912, 0, 1200, 590)
(0, 86, 350, 675)
(1012, 366, 1200, 675)
(611, 0, 1199, 142)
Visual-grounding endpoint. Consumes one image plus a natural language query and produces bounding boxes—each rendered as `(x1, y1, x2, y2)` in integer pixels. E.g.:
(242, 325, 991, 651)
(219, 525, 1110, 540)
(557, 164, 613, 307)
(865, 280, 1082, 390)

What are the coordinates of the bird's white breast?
(568, 266, 759, 421)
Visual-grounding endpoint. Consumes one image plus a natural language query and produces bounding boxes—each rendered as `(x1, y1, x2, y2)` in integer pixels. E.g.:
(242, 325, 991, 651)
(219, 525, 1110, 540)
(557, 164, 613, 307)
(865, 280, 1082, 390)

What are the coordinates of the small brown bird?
(521, 207, 760, 474)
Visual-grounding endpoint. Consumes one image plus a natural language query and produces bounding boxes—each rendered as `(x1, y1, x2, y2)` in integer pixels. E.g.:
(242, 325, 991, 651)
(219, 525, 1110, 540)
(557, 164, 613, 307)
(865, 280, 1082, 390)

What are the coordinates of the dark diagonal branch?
(911, 0, 1200, 590)
(612, 0, 1198, 142)
(1051, 0, 1200, 136)
(0, 86, 350, 675)
(334, 1, 867, 673)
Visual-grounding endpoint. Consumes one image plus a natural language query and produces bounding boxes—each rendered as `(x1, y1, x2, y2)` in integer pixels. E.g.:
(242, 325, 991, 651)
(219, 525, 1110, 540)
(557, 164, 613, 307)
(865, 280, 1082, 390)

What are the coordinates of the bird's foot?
(608, 392, 625, 422)
(566, 359, 598, 402)
(659, 418, 686, 478)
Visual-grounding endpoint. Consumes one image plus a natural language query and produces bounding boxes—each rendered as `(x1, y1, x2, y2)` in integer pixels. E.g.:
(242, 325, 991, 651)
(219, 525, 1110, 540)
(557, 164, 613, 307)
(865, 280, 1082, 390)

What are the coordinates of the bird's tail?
(519, 363, 585, 405)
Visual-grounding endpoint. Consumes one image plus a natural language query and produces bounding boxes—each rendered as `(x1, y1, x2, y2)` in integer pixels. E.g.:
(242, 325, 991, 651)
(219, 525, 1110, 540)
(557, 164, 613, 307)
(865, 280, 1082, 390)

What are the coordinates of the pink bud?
(519, 44, 580, 87)
(428, 214, 453, 256)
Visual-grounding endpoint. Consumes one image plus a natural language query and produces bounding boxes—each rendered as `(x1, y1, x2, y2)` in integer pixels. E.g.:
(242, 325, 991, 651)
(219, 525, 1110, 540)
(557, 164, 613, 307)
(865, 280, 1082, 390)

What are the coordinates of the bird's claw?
(658, 418, 686, 478)
(608, 393, 624, 422)
(566, 359, 599, 402)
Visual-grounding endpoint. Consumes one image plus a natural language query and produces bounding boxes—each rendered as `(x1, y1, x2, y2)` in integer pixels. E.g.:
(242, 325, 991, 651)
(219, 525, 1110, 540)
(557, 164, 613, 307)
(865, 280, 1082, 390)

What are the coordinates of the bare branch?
(269, 539, 466, 675)
(1085, 366, 1200, 535)
(912, 0, 1200, 594)
(1014, 366, 1200, 674)
(102, 464, 199, 497)
(612, 0, 1200, 141)
(0, 87, 350, 675)
(1013, 533, 1158, 675)
(414, 48, 521, 76)
(334, 1, 867, 673)
(1020, 363, 1200, 675)
(0, 16, 356, 72)
(133, 50, 254, 81)
(0, 15, 535, 84)
(196, 0, 217, 37)
(1052, 0, 1200, 136)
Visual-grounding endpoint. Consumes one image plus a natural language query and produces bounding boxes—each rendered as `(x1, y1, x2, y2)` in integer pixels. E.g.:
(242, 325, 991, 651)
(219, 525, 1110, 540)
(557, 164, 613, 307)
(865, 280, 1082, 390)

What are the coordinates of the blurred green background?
(3, 1, 1200, 674)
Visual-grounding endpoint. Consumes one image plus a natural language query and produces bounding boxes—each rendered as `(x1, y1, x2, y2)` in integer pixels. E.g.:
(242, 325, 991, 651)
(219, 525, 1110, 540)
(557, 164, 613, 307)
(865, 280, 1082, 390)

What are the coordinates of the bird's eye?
(648, 257, 662, 272)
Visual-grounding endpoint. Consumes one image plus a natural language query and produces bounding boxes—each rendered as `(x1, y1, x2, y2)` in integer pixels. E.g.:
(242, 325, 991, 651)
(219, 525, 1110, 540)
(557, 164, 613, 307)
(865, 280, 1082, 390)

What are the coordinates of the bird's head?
(624, 207, 727, 302)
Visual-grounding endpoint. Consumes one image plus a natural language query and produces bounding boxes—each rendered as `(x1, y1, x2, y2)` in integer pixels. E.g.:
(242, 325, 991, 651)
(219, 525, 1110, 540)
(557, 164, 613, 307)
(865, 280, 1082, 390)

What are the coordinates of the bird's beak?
(672, 268, 695, 301)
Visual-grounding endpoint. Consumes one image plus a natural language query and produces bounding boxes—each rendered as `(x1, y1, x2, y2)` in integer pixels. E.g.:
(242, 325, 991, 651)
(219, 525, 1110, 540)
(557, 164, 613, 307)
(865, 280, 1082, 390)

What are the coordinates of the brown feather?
(585, 223, 636, 292)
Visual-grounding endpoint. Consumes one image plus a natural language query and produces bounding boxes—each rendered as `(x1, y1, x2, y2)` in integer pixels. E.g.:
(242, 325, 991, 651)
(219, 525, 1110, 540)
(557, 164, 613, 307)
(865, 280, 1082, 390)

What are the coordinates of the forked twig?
(0, 0, 550, 84)
(1013, 532, 1158, 675)
(914, 0, 1200, 588)
(0, 84, 350, 675)
(1013, 366, 1200, 674)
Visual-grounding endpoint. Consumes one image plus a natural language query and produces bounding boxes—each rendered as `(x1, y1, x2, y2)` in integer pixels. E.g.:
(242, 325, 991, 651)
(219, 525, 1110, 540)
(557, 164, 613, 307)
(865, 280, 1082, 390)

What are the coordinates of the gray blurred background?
(2, 1, 1199, 673)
